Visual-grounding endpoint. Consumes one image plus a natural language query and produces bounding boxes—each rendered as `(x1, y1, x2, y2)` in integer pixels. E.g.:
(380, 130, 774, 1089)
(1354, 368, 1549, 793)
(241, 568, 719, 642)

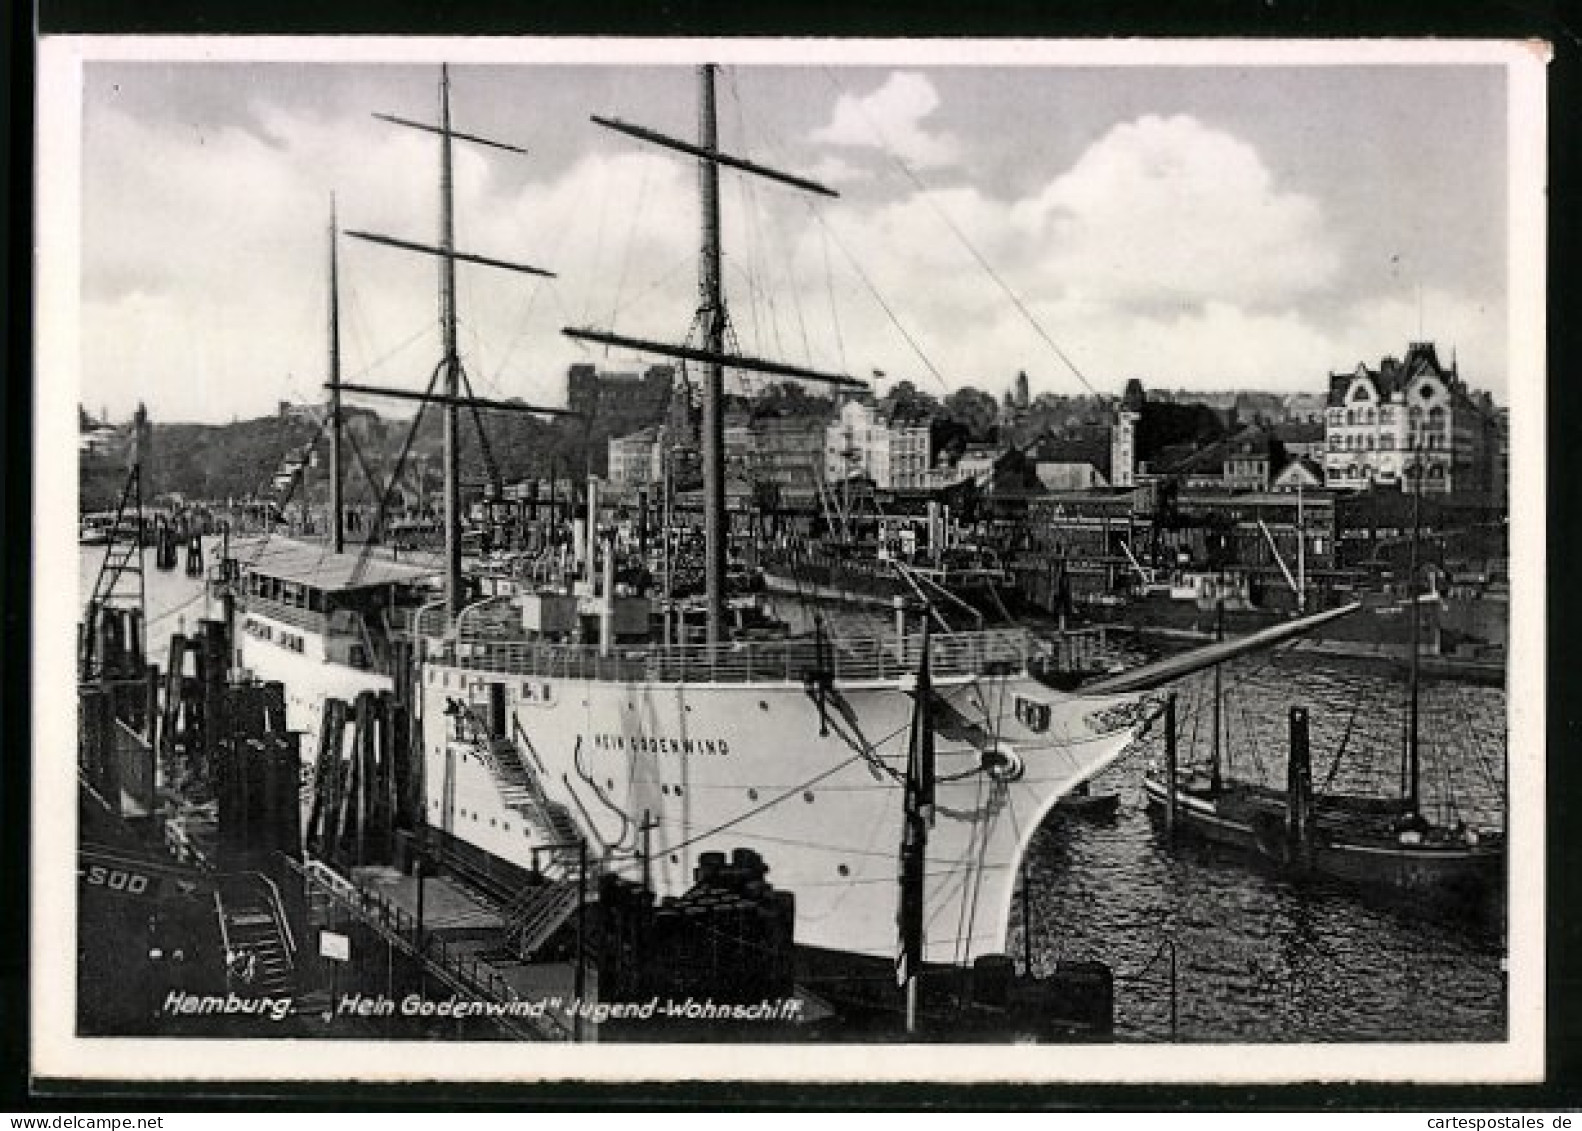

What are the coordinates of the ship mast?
(566, 64, 863, 647)
(439, 65, 463, 616)
(343, 65, 568, 617)
(328, 196, 345, 555)
(1404, 447, 1424, 817)
(698, 66, 728, 643)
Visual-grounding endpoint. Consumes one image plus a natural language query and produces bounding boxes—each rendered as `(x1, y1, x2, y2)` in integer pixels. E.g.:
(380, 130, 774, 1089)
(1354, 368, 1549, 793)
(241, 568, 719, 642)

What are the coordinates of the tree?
(876, 379, 941, 423)
(942, 386, 1000, 441)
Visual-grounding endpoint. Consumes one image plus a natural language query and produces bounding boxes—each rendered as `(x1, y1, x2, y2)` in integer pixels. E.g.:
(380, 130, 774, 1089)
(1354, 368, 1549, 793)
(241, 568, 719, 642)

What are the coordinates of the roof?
(610, 425, 662, 446)
(1272, 421, 1325, 443)
(1327, 340, 1458, 406)
(1028, 432, 1112, 479)
(230, 536, 440, 592)
(1274, 455, 1325, 484)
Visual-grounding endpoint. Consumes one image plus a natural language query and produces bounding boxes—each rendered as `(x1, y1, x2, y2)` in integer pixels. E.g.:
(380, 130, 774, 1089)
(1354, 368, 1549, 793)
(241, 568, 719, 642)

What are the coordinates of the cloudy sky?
(71, 49, 1515, 423)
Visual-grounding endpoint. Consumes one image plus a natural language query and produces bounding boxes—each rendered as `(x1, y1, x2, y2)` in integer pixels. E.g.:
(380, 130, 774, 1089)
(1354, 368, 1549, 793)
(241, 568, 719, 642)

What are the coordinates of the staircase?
(501, 877, 585, 959)
(454, 708, 583, 864)
(216, 875, 297, 996)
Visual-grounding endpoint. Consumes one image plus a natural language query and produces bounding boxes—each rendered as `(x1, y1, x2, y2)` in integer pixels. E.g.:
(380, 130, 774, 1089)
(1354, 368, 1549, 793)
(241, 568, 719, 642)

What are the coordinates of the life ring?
(979, 746, 1025, 783)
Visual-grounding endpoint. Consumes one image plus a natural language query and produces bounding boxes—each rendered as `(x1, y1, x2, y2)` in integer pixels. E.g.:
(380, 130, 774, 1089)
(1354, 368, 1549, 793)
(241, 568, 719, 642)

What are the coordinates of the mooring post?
(1164, 692, 1179, 843)
(1286, 706, 1314, 870)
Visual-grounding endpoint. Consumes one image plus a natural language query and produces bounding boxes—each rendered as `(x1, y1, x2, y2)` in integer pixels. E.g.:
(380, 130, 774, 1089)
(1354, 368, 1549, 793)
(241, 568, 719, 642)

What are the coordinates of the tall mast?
(344, 66, 562, 612)
(566, 64, 862, 648)
(698, 64, 728, 646)
(1405, 448, 1423, 816)
(439, 64, 463, 617)
(328, 196, 345, 555)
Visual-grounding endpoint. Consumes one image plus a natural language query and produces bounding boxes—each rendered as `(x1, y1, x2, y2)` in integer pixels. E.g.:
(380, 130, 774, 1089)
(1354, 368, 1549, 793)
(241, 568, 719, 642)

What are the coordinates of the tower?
(1112, 379, 1145, 488)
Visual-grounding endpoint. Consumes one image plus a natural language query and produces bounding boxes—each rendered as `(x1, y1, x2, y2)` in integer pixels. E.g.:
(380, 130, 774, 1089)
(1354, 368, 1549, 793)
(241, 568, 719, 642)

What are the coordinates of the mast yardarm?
(567, 64, 853, 646)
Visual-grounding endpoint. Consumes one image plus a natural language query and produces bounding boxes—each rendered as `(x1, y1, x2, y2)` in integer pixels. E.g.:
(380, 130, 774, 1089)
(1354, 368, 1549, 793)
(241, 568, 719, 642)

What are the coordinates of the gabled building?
(1273, 455, 1325, 492)
(1322, 341, 1489, 494)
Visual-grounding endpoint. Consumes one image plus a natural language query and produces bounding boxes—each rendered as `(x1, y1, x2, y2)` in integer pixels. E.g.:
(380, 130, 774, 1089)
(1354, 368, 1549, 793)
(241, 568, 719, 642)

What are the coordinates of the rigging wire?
(814, 66, 1105, 402)
(801, 205, 952, 394)
(606, 157, 653, 353)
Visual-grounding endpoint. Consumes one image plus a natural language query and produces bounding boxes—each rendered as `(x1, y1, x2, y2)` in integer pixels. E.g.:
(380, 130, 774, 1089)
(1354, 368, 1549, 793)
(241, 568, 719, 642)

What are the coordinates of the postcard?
(34, 35, 1547, 1085)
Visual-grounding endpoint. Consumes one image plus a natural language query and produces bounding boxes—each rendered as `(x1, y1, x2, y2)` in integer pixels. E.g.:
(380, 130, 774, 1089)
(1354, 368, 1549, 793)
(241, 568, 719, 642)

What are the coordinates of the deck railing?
(407, 616, 1035, 686)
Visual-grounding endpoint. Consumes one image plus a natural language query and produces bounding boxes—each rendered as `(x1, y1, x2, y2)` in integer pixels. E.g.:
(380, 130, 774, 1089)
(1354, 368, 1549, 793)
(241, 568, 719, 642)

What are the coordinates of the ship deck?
(407, 608, 1040, 686)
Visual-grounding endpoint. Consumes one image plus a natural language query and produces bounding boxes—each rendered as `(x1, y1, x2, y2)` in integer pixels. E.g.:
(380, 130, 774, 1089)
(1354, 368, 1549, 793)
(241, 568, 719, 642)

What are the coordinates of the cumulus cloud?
(774, 111, 1503, 400)
(1013, 114, 1340, 310)
(812, 72, 960, 170)
(77, 83, 1508, 424)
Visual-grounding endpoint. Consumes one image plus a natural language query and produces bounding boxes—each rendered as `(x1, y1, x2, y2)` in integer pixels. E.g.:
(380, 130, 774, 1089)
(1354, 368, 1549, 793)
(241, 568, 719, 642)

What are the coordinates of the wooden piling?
(1286, 706, 1313, 869)
(1163, 693, 1178, 843)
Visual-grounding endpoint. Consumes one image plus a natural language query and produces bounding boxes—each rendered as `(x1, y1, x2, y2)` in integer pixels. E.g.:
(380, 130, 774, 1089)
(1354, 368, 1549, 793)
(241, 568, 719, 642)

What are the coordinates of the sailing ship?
(219, 63, 1365, 970)
(1142, 470, 1505, 903)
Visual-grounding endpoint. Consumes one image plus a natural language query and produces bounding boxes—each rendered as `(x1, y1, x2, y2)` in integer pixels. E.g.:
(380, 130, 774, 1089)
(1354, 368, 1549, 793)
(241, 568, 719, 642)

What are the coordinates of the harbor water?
(83, 543, 1508, 1043)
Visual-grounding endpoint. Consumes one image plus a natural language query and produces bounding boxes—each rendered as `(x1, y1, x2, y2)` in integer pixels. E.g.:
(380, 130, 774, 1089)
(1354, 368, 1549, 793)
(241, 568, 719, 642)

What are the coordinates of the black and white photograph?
(33, 37, 1546, 1084)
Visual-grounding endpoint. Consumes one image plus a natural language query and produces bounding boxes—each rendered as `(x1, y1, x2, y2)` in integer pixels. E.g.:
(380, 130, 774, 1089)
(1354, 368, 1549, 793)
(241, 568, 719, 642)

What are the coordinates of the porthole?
(837, 864, 850, 877)
(759, 700, 769, 711)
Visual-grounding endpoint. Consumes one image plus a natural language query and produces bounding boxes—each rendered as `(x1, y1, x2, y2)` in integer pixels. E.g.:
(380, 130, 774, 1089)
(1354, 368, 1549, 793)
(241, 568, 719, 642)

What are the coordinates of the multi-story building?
(823, 399, 934, 490)
(566, 362, 676, 426)
(607, 426, 664, 493)
(888, 417, 932, 490)
(746, 413, 829, 509)
(825, 399, 890, 486)
(1322, 341, 1490, 494)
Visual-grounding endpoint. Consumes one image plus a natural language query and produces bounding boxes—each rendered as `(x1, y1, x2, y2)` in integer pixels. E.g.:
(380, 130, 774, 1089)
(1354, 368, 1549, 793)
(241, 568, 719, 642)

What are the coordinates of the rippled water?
(83, 547, 1509, 1043)
(1015, 650, 1507, 1043)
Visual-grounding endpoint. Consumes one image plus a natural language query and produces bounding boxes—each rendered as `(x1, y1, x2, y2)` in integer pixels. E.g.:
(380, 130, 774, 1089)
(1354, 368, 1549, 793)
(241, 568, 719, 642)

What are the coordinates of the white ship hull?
(231, 608, 394, 750)
(416, 655, 1159, 964)
(229, 580, 1164, 963)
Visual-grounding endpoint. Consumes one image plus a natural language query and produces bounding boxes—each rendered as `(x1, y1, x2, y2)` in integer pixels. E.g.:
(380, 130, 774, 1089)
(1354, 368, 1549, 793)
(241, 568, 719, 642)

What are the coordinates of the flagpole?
(904, 610, 923, 1037)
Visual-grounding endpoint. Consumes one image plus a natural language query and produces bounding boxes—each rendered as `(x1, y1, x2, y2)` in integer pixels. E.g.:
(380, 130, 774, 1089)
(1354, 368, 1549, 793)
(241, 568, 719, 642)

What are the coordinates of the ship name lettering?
(591, 733, 730, 756)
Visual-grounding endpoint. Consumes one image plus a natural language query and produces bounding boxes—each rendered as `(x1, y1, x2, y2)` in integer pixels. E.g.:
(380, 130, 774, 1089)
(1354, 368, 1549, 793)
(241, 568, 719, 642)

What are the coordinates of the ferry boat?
(221, 63, 1359, 970)
(217, 536, 436, 739)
